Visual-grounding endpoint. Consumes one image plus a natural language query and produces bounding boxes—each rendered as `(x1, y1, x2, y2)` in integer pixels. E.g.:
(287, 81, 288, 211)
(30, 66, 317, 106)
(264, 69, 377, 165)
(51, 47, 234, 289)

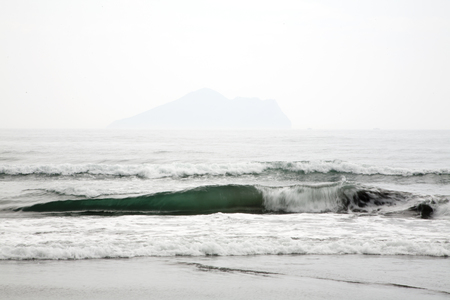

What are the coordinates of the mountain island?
(108, 88, 291, 129)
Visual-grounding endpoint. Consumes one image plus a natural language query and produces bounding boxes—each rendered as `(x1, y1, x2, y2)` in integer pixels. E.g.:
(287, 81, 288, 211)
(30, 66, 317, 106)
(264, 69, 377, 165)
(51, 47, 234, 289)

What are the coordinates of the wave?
(17, 185, 264, 215)
(2, 236, 449, 260)
(0, 162, 266, 178)
(14, 183, 447, 218)
(1, 161, 449, 179)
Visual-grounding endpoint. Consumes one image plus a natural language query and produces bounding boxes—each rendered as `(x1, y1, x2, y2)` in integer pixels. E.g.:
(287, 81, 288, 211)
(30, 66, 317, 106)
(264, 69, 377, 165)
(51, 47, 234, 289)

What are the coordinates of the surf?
(14, 183, 446, 218)
(2, 161, 449, 179)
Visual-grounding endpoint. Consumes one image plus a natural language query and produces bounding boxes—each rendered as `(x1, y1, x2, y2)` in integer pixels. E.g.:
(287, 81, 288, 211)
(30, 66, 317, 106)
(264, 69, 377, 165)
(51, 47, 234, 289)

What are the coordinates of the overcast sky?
(1, 0, 449, 129)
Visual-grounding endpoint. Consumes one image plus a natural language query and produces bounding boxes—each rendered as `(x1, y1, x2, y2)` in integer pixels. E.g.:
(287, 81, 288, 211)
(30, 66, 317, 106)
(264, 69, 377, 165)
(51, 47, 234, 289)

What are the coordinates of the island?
(107, 88, 292, 129)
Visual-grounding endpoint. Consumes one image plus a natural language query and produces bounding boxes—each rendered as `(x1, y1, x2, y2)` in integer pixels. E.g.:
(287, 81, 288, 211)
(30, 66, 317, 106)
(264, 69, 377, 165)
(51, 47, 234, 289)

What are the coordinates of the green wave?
(15, 183, 440, 218)
(18, 185, 264, 215)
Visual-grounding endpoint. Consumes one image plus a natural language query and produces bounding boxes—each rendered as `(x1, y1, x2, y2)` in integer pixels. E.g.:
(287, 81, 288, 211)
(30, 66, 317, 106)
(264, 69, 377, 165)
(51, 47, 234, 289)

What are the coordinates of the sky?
(1, 0, 450, 129)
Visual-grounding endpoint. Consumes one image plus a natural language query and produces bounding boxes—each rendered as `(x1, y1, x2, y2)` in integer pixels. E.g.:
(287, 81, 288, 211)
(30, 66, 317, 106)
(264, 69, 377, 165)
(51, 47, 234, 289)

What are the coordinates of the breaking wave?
(14, 183, 447, 218)
(2, 236, 449, 260)
(1, 161, 449, 179)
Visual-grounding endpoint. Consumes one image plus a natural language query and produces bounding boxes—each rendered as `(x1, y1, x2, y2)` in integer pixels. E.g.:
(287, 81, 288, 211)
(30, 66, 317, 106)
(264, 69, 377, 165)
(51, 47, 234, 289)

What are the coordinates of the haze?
(1, 0, 449, 129)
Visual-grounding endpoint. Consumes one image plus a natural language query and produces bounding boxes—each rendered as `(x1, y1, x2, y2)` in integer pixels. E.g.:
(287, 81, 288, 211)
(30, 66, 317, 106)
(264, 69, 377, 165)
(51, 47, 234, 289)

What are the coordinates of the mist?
(1, 0, 449, 129)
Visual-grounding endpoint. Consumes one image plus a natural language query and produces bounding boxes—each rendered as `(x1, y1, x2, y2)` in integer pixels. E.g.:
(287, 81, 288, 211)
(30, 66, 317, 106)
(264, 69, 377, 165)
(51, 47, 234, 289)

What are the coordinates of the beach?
(2, 255, 449, 299)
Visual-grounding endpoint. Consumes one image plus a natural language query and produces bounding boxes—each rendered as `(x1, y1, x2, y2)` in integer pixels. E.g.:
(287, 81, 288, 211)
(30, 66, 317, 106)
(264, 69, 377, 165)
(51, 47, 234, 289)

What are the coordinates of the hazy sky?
(1, 0, 449, 129)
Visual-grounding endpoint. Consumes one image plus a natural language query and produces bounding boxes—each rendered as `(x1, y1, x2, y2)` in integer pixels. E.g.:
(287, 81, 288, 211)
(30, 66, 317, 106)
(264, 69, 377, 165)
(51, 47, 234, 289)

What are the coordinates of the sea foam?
(1, 161, 448, 178)
(1, 213, 449, 260)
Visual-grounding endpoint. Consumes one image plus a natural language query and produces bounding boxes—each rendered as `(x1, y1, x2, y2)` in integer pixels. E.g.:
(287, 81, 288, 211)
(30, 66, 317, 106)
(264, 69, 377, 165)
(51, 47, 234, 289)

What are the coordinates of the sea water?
(0, 129, 449, 260)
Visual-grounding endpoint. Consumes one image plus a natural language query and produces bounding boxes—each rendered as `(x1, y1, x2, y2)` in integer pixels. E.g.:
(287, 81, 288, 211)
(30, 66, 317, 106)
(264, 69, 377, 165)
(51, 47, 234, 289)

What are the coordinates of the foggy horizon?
(1, 0, 450, 130)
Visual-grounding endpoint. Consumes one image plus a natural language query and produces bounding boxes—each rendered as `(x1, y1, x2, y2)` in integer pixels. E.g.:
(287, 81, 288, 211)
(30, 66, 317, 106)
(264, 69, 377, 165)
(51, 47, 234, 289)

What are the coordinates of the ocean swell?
(14, 183, 445, 218)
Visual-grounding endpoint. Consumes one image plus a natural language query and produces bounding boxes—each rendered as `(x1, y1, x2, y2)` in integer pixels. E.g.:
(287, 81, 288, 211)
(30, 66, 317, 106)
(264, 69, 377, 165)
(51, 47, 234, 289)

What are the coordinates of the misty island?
(108, 88, 291, 129)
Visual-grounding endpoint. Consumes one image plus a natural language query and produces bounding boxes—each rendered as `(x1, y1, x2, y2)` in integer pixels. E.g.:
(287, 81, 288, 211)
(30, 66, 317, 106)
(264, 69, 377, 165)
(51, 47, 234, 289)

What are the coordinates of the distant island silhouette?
(108, 88, 291, 129)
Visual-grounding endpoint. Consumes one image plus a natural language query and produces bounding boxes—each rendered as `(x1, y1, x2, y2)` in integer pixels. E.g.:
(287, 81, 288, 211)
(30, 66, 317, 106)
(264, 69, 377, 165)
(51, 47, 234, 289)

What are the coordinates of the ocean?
(1, 129, 449, 299)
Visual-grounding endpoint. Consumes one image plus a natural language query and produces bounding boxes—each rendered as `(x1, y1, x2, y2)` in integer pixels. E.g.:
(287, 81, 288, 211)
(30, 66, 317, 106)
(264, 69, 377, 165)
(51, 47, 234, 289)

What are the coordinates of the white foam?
(260, 184, 342, 213)
(1, 161, 448, 178)
(270, 161, 449, 176)
(2, 235, 449, 260)
(0, 162, 267, 178)
(434, 201, 450, 219)
(1, 214, 449, 260)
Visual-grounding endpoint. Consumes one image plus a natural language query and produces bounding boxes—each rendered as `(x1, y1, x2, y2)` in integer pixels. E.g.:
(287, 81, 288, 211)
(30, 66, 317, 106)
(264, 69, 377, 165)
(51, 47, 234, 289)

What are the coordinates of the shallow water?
(1, 129, 449, 259)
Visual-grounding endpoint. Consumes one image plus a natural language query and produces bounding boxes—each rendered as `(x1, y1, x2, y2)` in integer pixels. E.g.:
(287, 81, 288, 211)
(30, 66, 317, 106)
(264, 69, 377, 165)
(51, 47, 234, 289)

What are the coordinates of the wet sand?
(1, 255, 449, 300)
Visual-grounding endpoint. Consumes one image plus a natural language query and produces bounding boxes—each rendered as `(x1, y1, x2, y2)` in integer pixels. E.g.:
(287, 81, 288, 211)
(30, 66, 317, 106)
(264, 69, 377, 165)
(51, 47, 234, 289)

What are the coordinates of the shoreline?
(1, 255, 449, 299)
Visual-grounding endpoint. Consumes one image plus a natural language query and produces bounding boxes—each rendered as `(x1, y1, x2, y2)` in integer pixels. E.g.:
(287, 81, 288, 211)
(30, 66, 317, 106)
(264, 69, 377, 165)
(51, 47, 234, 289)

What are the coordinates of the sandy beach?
(1, 255, 449, 300)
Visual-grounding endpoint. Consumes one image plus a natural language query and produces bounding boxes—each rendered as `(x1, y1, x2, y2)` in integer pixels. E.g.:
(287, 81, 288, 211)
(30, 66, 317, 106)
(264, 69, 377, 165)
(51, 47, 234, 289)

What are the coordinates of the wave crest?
(14, 183, 447, 218)
(1, 161, 449, 178)
(260, 183, 343, 213)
